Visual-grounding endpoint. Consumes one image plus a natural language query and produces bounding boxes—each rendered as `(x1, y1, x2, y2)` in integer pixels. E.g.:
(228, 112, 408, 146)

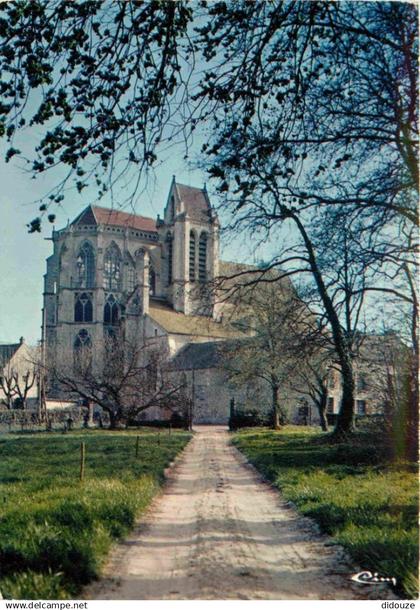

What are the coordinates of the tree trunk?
(272, 383, 281, 430)
(108, 409, 119, 430)
(406, 354, 419, 462)
(317, 389, 328, 432)
(291, 214, 355, 436)
(334, 357, 355, 436)
(405, 268, 419, 462)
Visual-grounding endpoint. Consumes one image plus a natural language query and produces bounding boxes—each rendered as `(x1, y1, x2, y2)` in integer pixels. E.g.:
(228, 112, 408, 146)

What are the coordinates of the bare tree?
(219, 277, 320, 429)
(288, 349, 332, 432)
(10, 369, 37, 410)
(49, 332, 184, 429)
(0, 363, 37, 410)
(214, 210, 382, 437)
(0, 363, 18, 409)
(198, 1, 417, 438)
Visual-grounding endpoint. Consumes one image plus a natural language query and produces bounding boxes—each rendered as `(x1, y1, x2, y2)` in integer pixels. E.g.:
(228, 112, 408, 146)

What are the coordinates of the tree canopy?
(1, 1, 416, 227)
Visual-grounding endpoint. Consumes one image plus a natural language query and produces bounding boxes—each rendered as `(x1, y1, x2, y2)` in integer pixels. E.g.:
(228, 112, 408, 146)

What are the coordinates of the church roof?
(170, 336, 247, 370)
(170, 341, 223, 370)
(148, 301, 242, 339)
(174, 182, 211, 222)
(0, 343, 21, 368)
(72, 205, 157, 233)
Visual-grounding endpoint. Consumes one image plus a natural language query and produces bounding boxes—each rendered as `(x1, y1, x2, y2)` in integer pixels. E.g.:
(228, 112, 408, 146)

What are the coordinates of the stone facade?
(325, 335, 404, 419)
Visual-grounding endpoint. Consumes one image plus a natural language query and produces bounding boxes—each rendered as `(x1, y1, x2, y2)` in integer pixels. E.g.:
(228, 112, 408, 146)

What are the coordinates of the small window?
(356, 400, 367, 415)
(327, 397, 334, 413)
(357, 374, 368, 391)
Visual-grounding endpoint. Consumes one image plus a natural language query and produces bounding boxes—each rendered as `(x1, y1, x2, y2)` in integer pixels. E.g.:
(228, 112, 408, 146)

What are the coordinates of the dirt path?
(87, 426, 393, 600)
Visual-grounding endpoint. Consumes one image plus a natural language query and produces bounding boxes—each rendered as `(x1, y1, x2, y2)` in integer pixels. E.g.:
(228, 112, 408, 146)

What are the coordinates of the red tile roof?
(73, 205, 157, 232)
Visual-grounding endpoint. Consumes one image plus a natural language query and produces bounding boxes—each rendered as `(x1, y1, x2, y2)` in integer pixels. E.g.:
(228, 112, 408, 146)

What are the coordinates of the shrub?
(229, 408, 271, 430)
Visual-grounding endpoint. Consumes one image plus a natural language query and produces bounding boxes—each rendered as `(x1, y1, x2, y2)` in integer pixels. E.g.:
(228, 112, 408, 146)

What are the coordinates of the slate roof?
(0, 343, 21, 368)
(72, 205, 157, 233)
(170, 341, 223, 370)
(174, 182, 211, 223)
(170, 337, 248, 370)
(148, 301, 242, 339)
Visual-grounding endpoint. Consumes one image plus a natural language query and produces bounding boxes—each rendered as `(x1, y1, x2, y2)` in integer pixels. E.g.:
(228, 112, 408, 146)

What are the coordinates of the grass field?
(0, 429, 191, 599)
(232, 426, 419, 599)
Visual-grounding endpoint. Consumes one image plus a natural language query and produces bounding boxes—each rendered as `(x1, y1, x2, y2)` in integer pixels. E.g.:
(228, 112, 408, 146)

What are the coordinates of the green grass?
(0, 428, 191, 599)
(232, 426, 419, 599)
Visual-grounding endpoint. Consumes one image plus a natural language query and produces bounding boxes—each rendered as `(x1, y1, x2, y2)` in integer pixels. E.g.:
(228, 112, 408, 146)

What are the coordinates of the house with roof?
(0, 338, 38, 410)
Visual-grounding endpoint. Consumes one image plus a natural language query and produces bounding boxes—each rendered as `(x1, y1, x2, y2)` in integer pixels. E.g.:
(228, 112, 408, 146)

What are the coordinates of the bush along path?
(88, 426, 394, 600)
(232, 427, 419, 599)
(0, 429, 191, 599)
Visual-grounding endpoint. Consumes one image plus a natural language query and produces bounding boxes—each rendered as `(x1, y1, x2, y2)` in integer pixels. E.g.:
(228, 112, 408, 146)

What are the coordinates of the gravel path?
(87, 426, 393, 600)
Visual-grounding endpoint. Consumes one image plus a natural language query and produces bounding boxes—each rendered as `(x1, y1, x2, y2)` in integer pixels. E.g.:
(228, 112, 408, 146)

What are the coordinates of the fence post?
(157, 431, 160, 445)
(80, 442, 86, 481)
(135, 435, 140, 458)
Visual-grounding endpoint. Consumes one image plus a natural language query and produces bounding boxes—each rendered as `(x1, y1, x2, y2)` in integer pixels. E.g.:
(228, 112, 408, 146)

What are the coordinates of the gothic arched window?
(189, 231, 196, 281)
(103, 243, 121, 290)
(74, 292, 93, 323)
(149, 266, 156, 296)
(198, 232, 208, 282)
(73, 329, 92, 374)
(104, 294, 119, 326)
(166, 232, 173, 284)
(126, 263, 136, 293)
(76, 242, 95, 288)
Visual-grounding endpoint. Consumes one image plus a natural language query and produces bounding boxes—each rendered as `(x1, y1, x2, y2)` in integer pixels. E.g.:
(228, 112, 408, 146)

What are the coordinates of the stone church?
(42, 177, 389, 425)
(42, 178, 259, 424)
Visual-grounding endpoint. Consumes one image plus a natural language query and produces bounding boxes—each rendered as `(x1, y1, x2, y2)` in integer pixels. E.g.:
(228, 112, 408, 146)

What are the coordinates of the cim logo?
(351, 571, 397, 587)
